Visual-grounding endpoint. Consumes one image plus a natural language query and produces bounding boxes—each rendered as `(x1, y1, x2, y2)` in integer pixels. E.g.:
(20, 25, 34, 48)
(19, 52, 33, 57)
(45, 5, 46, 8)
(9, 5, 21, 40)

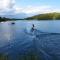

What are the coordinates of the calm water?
(0, 20, 60, 60)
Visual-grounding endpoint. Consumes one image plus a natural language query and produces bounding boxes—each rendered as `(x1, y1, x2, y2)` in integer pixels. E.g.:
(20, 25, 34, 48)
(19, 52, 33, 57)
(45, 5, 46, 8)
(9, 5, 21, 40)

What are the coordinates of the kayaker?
(31, 24, 35, 32)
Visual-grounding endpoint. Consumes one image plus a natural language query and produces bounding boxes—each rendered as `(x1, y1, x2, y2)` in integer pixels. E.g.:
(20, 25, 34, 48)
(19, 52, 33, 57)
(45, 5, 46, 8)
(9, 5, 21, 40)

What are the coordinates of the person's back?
(31, 24, 35, 32)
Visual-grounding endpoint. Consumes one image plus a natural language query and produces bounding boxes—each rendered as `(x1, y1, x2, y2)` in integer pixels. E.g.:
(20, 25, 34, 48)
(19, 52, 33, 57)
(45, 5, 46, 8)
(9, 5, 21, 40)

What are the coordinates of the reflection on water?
(0, 20, 60, 60)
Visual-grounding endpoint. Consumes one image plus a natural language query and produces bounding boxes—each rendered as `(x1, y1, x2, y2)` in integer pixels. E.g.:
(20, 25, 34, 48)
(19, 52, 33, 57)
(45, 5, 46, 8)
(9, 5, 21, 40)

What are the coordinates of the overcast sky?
(0, 0, 60, 16)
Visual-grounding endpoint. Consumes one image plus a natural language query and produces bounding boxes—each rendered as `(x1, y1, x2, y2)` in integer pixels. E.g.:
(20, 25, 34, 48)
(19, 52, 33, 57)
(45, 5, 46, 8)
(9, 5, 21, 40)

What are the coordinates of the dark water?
(0, 20, 60, 60)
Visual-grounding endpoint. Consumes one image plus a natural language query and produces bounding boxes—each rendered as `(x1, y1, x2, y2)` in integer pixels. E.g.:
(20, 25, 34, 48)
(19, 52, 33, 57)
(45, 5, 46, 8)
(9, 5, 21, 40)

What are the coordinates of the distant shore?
(0, 12, 60, 22)
(24, 12, 60, 20)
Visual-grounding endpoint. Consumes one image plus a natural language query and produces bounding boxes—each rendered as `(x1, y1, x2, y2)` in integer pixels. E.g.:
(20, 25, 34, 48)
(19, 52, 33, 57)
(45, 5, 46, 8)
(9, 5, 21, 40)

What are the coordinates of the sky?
(0, 0, 60, 18)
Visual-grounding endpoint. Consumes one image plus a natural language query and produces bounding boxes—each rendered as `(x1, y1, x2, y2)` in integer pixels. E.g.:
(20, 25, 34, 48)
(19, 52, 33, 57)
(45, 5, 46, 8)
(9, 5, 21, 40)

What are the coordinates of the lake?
(0, 20, 60, 60)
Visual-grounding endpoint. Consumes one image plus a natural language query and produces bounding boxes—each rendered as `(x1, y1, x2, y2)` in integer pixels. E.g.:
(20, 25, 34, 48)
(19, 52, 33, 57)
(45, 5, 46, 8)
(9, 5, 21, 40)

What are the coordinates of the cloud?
(23, 5, 52, 13)
(14, 6, 23, 14)
(0, 0, 60, 18)
(0, 0, 15, 15)
(15, 5, 56, 16)
(54, 9, 60, 12)
(0, 0, 15, 9)
(0, 0, 27, 18)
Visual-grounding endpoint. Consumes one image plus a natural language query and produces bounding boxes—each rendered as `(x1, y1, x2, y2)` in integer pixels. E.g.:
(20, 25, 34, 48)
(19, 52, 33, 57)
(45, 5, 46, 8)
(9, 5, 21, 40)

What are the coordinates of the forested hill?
(0, 17, 11, 22)
(25, 12, 60, 20)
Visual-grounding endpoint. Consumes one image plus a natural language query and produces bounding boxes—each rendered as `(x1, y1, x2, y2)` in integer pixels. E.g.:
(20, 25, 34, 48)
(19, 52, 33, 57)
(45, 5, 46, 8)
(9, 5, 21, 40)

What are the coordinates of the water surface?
(0, 20, 60, 60)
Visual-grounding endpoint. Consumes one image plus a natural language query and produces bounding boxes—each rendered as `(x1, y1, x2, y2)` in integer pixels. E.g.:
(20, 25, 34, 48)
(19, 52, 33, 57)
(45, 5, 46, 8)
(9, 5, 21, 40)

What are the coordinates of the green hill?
(25, 12, 60, 20)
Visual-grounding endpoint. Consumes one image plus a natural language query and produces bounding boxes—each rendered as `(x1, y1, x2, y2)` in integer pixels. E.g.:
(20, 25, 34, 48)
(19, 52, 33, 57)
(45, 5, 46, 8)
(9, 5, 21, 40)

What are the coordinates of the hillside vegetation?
(0, 17, 24, 22)
(0, 17, 11, 22)
(25, 12, 60, 20)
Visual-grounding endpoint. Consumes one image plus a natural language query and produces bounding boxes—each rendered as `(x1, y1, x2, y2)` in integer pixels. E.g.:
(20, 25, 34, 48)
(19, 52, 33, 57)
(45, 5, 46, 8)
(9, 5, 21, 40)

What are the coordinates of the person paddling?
(31, 24, 35, 32)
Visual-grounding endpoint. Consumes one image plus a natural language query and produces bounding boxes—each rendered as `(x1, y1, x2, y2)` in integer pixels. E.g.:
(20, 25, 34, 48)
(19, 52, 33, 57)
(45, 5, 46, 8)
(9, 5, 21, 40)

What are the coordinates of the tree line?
(0, 17, 11, 22)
